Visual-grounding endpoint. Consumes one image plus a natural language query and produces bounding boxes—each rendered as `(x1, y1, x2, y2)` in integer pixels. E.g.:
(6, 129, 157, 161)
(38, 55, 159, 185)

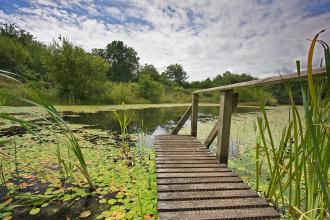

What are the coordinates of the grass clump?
(255, 31, 329, 219)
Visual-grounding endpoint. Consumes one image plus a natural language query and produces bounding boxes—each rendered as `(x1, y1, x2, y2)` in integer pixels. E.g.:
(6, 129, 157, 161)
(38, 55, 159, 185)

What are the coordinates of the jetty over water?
(154, 67, 326, 219)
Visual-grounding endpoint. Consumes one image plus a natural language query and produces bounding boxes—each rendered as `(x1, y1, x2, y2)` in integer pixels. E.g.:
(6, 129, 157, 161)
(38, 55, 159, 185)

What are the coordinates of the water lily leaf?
(101, 210, 111, 218)
(112, 210, 125, 219)
(79, 210, 92, 218)
(99, 198, 107, 204)
(41, 203, 49, 208)
(108, 199, 116, 205)
(29, 208, 40, 215)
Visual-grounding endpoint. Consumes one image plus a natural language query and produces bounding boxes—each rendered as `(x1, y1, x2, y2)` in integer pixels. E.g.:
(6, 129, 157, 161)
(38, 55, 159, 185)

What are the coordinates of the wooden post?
(216, 90, 233, 164)
(204, 93, 239, 148)
(191, 93, 199, 137)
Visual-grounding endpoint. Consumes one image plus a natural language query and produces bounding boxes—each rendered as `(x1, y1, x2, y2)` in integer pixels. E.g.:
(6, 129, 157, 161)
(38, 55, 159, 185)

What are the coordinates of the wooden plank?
(156, 160, 219, 164)
(158, 197, 269, 211)
(156, 163, 226, 168)
(155, 135, 280, 219)
(155, 149, 209, 152)
(157, 167, 231, 173)
(156, 153, 214, 156)
(191, 93, 199, 137)
(156, 156, 216, 160)
(156, 172, 236, 178)
(171, 105, 192, 135)
(158, 207, 280, 220)
(157, 176, 242, 184)
(157, 152, 214, 158)
(216, 90, 233, 164)
(193, 67, 326, 93)
(157, 189, 259, 201)
(157, 182, 249, 192)
(203, 120, 219, 148)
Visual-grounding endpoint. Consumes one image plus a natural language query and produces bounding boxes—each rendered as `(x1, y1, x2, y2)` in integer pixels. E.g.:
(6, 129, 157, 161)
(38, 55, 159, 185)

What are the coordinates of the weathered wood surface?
(193, 67, 326, 93)
(204, 92, 238, 148)
(171, 105, 192, 135)
(155, 135, 280, 220)
(216, 90, 233, 164)
(191, 93, 199, 137)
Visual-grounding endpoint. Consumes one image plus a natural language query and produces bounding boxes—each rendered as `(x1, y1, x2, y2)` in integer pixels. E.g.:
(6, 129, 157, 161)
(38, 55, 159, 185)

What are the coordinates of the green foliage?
(0, 23, 281, 105)
(138, 64, 160, 81)
(93, 41, 139, 82)
(255, 33, 329, 219)
(103, 82, 145, 104)
(213, 71, 256, 85)
(161, 64, 188, 85)
(46, 39, 109, 103)
(138, 74, 164, 103)
(0, 24, 49, 81)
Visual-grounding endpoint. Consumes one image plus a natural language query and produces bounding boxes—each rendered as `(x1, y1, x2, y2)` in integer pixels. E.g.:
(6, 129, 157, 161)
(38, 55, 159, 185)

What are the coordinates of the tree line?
(0, 23, 291, 105)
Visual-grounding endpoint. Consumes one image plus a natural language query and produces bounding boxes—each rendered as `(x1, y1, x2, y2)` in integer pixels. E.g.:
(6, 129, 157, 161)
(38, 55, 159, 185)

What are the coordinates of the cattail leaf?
(307, 30, 325, 106)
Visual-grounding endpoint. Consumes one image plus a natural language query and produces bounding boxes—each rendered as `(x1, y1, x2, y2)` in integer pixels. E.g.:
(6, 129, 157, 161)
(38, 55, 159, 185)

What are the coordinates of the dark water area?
(62, 106, 258, 146)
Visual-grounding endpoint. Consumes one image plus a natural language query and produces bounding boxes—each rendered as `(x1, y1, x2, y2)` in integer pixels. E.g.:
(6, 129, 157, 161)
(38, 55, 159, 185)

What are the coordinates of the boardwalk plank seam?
(155, 135, 280, 220)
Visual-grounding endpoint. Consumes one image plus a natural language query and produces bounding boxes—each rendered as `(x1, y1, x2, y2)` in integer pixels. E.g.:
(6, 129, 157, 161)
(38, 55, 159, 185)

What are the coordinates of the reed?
(0, 85, 96, 190)
(255, 31, 329, 219)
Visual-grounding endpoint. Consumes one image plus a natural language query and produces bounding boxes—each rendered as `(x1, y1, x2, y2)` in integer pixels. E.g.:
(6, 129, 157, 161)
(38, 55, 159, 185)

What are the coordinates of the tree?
(0, 24, 50, 81)
(213, 71, 255, 85)
(0, 23, 34, 45)
(93, 41, 139, 82)
(161, 64, 188, 85)
(46, 39, 109, 103)
(138, 64, 160, 81)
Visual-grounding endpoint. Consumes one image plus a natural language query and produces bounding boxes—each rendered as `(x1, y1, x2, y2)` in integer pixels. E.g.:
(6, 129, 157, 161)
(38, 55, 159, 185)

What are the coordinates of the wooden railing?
(171, 67, 327, 164)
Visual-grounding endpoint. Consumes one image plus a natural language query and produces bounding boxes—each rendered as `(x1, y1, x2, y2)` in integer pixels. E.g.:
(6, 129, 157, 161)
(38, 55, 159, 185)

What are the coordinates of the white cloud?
(0, 0, 329, 81)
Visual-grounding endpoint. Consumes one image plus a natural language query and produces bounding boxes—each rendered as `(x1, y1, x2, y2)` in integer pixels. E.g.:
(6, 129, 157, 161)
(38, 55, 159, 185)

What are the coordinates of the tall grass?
(256, 31, 329, 219)
(0, 87, 96, 190)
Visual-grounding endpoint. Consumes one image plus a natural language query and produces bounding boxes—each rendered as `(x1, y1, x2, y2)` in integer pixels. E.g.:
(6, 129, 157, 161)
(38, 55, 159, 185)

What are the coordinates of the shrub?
(137, 74, 164, 103)
(45, 39, 109, 104)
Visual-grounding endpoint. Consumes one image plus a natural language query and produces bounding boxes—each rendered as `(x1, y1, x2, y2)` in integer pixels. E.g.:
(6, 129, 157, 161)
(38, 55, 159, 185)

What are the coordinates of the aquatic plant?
(113, 105, 135, 161)
(0, 87, 96, 190)
(256, 31, 329, 219)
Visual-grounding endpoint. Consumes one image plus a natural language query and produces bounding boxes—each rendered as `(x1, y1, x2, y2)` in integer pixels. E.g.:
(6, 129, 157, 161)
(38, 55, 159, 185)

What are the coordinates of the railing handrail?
(172, 66, 328, 164)
(193, 67, 327, 94)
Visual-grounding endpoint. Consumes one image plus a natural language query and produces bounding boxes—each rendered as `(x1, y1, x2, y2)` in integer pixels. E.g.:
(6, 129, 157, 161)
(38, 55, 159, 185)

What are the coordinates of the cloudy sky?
(1, 0, 330, 81)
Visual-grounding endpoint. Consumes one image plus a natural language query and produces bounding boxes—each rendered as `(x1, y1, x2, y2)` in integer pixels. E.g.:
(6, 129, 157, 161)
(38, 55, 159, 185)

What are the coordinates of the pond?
(0, 104, 292, 219)
(60, 105, 259, 146)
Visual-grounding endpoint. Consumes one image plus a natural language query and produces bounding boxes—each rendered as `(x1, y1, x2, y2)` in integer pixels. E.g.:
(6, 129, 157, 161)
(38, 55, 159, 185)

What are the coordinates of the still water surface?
(62, 106, 258, 146)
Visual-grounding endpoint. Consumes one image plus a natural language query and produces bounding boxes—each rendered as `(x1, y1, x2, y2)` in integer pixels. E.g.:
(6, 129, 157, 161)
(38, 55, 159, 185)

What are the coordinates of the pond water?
(61, 106, 259, 146)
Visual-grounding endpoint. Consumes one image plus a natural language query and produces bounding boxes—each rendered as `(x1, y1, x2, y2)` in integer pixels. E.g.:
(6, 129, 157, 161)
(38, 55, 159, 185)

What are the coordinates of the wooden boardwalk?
(155, 135, 280, 220)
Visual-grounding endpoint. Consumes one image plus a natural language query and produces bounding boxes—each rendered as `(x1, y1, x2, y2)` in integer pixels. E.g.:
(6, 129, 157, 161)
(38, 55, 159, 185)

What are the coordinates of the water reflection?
(62, 106, 258, 146)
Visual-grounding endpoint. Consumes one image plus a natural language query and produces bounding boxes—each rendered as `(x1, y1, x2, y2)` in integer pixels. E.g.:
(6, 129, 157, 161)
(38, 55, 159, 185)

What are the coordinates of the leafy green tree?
(213, 71, 255, 85)
(138, 64, 160, 81)
(138, 74, 164, 103)
(161, 64, 188, 85)
(46, 39, 109, 103)
(190, 77, 214, 89)
(93, 41, 139, 82)
(0, 23, 34, 45)
(0, 23, 49, 81)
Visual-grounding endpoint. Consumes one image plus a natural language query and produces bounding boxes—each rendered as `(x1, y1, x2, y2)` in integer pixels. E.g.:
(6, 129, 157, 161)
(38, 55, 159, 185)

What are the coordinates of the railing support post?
(216, 89, 233, 164)
(191, 93, 199, 137)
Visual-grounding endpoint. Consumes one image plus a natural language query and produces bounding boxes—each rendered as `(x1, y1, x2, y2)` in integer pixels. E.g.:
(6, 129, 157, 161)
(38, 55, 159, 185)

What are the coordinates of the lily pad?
(79, 210, 92, 218)
(29, 208, 40, 215)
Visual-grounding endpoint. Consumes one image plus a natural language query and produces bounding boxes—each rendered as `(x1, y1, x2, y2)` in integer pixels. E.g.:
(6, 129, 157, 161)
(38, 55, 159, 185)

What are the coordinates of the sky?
(0, 0, 330, 81)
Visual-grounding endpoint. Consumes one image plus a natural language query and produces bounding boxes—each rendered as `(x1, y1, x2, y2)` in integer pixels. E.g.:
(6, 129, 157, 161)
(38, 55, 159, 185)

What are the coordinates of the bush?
(137, 74, 164, 103)
(103, 82, 145, 104)
(46, 39, 109, 103)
